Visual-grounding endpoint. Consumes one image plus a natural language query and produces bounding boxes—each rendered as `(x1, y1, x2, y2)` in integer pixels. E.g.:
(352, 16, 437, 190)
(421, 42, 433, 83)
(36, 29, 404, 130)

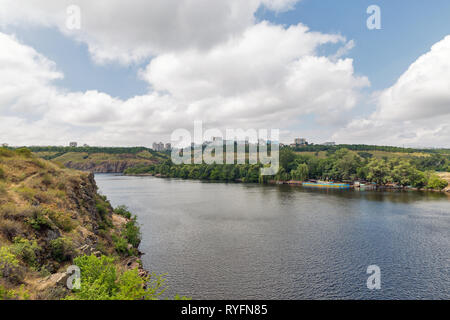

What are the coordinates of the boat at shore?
(302, 181, 351, 189)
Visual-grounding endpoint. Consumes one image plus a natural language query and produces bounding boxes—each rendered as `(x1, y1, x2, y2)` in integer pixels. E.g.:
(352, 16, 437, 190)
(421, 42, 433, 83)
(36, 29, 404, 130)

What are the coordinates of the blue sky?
(5, 0, 450, 99)
(2, 0, 450, 99)
(0, 0, 449, 147)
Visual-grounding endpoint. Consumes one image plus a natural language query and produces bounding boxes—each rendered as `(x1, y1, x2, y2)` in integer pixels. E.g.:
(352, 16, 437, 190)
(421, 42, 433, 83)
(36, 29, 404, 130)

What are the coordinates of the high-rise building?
(294, 138, 307, 146)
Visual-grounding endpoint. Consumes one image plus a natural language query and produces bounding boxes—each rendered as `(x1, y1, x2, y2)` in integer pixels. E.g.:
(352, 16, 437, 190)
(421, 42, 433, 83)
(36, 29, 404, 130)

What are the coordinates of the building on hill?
(1, 143, 8, 147)
(294, 138, 308, 147)
(69, 142, 78, 147)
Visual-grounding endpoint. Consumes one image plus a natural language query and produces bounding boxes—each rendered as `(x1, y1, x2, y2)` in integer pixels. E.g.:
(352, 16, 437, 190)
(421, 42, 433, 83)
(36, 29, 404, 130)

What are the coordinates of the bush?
(11, 237, 40, 268)
(0, 284, 30, 300)
(0, 205, 34, 222)
(427, 174, 448, 190)
(48, 210, 76, 232)
(66, 254, 167, 300)
(0, 246, 20, 281)
(0, 167, 5, 180)
(15, 186, 36, 202)
(124, 217, 141, 248)
(114, 205, 132, 219)
(0, 148, 15, 158)
(25, 208, 52, 231)
(41, 174, 53, 187)
(112, 235, 131, 255)
(49, 237, 74, 263)
(0, 220, 23, 241)
(15, 148, 32, 158)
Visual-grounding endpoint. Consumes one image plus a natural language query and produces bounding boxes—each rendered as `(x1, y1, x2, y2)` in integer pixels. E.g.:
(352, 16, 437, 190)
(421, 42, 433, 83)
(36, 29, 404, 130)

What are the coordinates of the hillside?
(0, 148, 164, 300)
(28, 147, 169, 173)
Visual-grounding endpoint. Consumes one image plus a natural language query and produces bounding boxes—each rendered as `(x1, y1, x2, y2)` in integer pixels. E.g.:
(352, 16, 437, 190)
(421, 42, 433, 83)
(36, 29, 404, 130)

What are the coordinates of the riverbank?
(0, 148, 154, 299)
(125, 172, 450, 194)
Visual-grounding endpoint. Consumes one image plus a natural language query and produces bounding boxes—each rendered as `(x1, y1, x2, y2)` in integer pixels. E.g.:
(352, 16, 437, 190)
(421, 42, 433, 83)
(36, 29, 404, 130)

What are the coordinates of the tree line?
(125, 148, 449, 190)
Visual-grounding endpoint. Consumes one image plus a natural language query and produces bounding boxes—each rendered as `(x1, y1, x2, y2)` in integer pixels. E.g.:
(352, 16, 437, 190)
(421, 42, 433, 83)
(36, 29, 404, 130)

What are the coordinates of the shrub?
(11, 237, 40, 268)
(0, 246, 20, 280)
(25, 208, 52, 231)
(49, 237, 74, 263)
(15, 148, 32, 158)
(66, 254, 167, 300)
(0, 166, 5, 180)
(0, 220, 23, 241)
(48, 210, 76, 232)
(426, 174, 448, 190)
(124, 217, 141, 248)
(0, 182, 6, 197)
(41, 174, 53, 187)
(114, 205, 132, 219)
(0, 148, 15, 158)
(112, 235, 130, 255)
(0, 284, 30, 300)
(16, 186, 36, 202)
(0, 205, 34, 221)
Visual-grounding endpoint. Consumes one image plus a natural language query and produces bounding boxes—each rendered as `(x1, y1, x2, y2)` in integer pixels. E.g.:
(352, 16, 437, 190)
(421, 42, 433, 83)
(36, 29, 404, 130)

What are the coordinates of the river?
(95, 174, 450, 300)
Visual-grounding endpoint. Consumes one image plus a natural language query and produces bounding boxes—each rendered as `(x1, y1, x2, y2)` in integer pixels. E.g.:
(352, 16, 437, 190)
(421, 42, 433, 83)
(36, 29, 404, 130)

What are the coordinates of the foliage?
(124, 217, 141, 248)
(426, 174, 448, 190)
(0, 246, 20, 279)
(124, 147, 445, 190)
(0, 219, 23, 241)
(25, 208, 53, 231)
(11, 237, 41, 268)
(49, 237, 74, 262)
(66, 255, 168, 300)
(114, 205, 132, 219)
(48, 210, 76, 232)
(0, 284, 30, 300)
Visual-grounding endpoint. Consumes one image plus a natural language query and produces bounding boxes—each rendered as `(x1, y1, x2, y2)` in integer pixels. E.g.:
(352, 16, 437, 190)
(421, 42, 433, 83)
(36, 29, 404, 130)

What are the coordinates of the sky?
(0, 0, 449, 147)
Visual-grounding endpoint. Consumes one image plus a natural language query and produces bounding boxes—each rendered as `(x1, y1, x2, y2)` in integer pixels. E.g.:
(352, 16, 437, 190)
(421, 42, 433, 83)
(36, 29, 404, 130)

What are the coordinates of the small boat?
(302, 181, 351, 189)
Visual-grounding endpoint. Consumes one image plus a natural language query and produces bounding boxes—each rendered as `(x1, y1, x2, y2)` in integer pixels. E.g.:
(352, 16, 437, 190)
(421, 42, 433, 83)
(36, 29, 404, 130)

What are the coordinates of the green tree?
(366, 159, 391, 185)
(292, 163, 309, 181)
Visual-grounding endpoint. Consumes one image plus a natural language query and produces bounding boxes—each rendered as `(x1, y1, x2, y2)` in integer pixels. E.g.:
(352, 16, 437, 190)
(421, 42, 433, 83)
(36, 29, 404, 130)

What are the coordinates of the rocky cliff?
(0, 148, 146, 299)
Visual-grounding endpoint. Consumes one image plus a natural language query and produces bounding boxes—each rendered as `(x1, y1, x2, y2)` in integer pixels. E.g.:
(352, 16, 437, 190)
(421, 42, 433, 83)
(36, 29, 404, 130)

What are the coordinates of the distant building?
(83, 144, 89, 147)
(165, 143, 172, 151)
(323, 142, 336, 146)
(152, 142, 166, 152)
(69, 142, 78, 147)
(1, 143, 8, 147)
(294, 138, 308, 146)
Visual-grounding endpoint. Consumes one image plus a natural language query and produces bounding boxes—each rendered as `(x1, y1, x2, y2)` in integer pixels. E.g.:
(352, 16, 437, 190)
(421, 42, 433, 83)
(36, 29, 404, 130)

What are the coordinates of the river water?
(95, 174, 450, 300)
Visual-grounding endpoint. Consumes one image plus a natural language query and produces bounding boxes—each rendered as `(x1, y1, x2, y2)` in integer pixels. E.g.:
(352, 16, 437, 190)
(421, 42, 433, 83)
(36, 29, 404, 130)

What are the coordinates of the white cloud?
(333, 35, 450, 147)
(0, 0, 302, 64)
(0, 20, 368, 146)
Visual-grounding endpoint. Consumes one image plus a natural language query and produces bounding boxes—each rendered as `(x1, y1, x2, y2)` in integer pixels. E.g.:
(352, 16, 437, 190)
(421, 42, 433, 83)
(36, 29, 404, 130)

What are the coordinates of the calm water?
(95, 174, 450, 300)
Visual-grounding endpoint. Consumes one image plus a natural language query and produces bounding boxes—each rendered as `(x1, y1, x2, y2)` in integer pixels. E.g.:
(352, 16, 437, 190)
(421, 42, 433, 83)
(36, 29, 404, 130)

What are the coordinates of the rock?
(45, 229, 61, 242)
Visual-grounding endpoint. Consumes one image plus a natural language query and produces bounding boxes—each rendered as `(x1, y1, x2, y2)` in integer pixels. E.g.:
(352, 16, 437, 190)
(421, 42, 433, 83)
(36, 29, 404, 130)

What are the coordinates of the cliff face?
(0, 148, 143, 299)
(64, 160, 155, 173)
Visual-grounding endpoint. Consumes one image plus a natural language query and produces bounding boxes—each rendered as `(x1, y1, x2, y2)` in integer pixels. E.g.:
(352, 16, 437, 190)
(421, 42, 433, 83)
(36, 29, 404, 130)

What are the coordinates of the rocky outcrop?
(64, 160, 155, 173)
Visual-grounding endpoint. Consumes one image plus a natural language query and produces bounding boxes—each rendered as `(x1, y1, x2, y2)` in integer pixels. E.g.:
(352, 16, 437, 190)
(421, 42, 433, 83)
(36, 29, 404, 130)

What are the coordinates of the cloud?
(0, 0, 302, 64)
(0, 17, 368, 146)
(333, 35, 450, 147)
